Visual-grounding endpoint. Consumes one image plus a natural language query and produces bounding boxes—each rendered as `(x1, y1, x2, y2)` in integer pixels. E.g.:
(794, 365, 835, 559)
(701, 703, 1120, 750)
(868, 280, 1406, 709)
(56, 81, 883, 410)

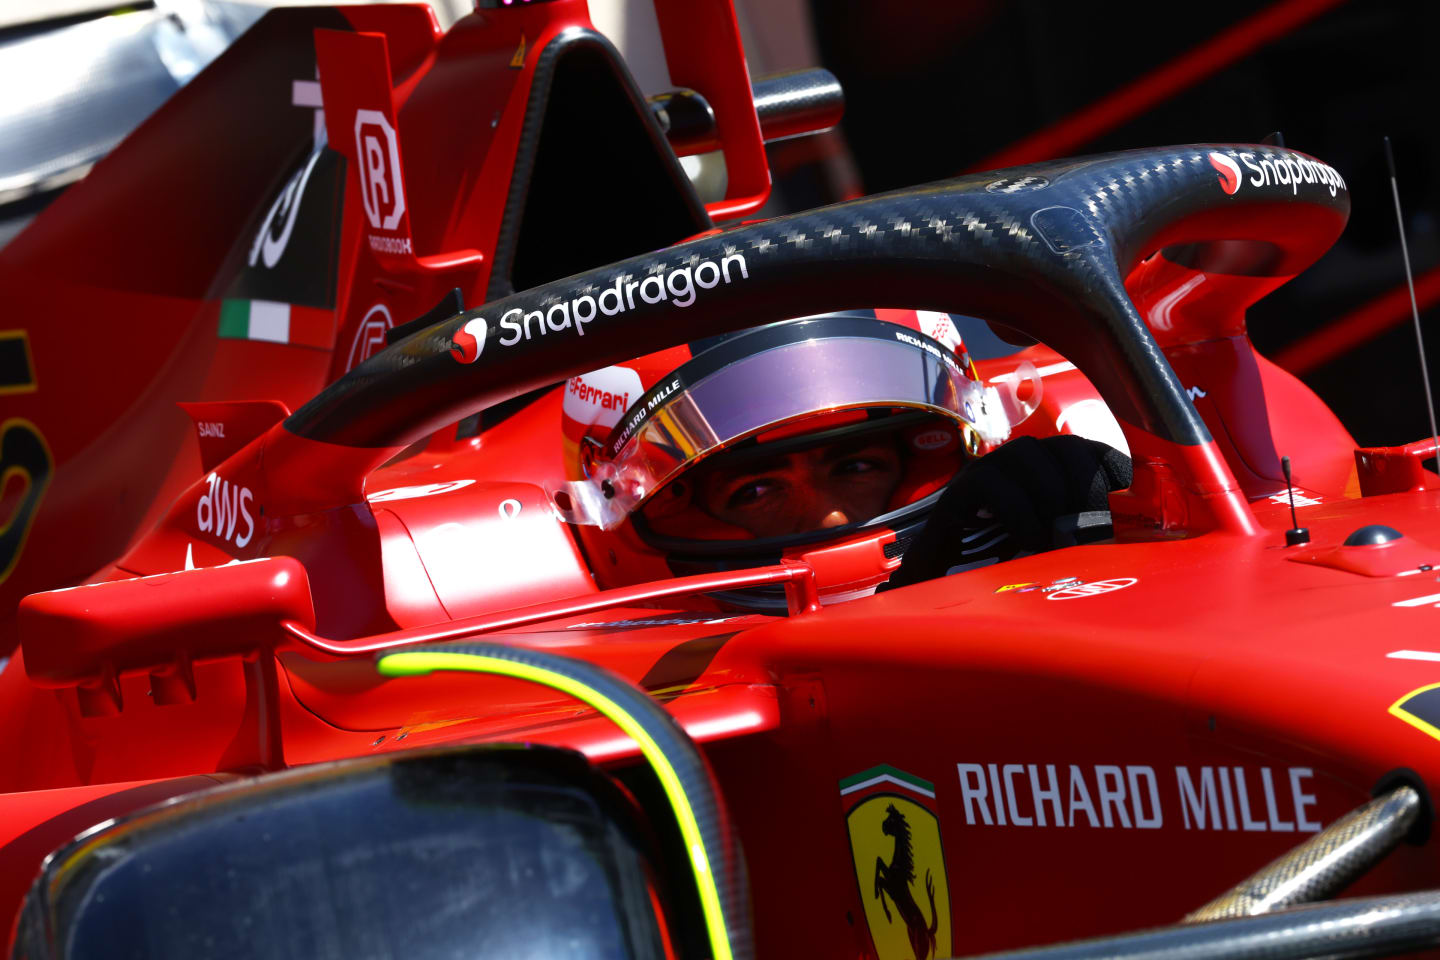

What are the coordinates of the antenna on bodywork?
(1384, 135, 1440, 466)
(1281, 456, 1309, 547)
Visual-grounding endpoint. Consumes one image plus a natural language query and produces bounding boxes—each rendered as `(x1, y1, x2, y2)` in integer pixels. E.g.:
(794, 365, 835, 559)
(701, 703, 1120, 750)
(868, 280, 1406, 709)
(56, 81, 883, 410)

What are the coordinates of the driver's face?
(689, 438, 902, 538)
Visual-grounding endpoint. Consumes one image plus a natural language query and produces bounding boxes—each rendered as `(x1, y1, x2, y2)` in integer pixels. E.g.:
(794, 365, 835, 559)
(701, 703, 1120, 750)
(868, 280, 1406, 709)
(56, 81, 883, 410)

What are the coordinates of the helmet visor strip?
(555, 323, 1040, 529)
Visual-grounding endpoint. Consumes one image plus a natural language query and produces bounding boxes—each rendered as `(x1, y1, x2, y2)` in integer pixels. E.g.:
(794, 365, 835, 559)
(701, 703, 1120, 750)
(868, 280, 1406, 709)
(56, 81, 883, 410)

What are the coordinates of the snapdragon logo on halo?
(450, 253, 749, 365)
(1207, 149, 1346, 198)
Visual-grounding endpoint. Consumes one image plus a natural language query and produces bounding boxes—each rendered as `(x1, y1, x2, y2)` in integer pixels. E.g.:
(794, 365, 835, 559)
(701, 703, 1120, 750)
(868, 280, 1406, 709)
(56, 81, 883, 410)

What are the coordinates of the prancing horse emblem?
(874, 804, 939, 960)
(842, 765, 951, 960)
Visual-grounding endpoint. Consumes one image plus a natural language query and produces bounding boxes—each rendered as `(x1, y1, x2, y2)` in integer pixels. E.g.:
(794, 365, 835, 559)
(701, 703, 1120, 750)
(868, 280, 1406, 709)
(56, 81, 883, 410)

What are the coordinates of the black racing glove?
(882, 435, 1132, 591)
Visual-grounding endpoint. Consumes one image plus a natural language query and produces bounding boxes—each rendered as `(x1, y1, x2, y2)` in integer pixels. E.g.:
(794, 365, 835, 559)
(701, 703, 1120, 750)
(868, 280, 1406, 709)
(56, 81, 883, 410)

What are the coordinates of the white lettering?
(1128, 766, 1163, 829)
(499, 309, 523, 346)
(1234, 767, 1267, 831)
(1029, 764, 1064, 827)
(546, 301, 572, 332)
(988, 763, 1007, 826)
(1003, 764, 1033, 826)
(668, 266, 696, 307)
(958, 763, 992, 825)
(367, 234, 413, 255)
(197, 474, 215, 532)
(639, 273, 667, 305)
(1177, 766, 1222, 830)
(1096, 765, 1131, 828)
(1067, 764, 1099, 827)
(1241, 152, 1265, 188)
(1235, 150, 1344, 198)
(694, 260, 720, 289)
(1291, 767, 1321, 832)
(236, 487, 254, 548)
(1219, 766, 1239, 829)
(1262, 768, 1295, 832)
(958, 763, 1322, 833)
(195, 472, 257, 549)
(198, 422, 225, 438)
(574, 294, 597, 330)
(721, 253, 748, 283)
(599, 279, 625, 316)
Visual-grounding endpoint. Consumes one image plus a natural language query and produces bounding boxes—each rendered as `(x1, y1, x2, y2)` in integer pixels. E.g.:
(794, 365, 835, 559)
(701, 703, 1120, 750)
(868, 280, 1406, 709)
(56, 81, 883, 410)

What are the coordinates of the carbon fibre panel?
(286, 144, 1348, 450)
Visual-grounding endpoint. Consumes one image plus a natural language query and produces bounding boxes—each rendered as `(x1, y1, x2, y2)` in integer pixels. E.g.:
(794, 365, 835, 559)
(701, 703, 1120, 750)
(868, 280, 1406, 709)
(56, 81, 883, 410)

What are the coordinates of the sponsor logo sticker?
(1207, 149, 1347, 198)
(249, 146, 324, 269)
(1208, 152, 1241, 195)
(348, 303, 393, 371)
(915, 311, 962, 352)
(911, 428, 954, 452)
(1046, 577, 1137, 599)
(196, 472, 256, 548)
(841, 764, 951, 960)
(355, 109, 406, 232)
(450, 254, 749, 366)
(450, 317, 488, 364)
(1268, 487, 1320, 508)
(564, 366, 644, 429)
(367, 479, 476, 503)
(985, 176, 1049, 194)
(956, 762, 1321, 832)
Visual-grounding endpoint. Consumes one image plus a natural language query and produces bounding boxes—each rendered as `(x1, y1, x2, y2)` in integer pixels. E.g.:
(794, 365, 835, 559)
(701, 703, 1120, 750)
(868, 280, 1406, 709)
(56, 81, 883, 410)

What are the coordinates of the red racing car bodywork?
(3, 1, 1440, 958)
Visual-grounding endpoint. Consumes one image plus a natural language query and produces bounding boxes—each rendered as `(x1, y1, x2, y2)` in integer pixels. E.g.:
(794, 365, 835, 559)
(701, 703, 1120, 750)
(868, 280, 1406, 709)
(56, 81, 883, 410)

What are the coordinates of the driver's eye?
(833, 457, 881, 476)
(726, 478, 780, 509)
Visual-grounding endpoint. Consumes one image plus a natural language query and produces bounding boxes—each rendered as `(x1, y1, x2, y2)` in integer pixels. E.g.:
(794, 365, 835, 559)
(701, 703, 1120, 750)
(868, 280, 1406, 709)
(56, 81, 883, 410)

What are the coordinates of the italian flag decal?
(839, 764, 936, 798)
(219, 299, 333, 350)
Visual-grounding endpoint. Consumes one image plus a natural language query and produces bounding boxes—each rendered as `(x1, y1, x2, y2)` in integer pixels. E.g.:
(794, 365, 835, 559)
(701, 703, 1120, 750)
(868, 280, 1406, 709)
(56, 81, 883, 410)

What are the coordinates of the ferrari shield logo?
(841, 765, 951, 960)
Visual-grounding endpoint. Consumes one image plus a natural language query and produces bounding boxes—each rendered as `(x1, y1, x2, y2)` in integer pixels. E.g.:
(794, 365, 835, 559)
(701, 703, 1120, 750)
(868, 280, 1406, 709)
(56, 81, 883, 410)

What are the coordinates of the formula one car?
(6, 1, 1440, 958)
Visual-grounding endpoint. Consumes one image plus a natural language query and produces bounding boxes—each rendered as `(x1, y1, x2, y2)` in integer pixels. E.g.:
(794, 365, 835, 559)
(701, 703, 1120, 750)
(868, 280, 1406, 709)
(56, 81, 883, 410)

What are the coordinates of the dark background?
(772, 0, 1438, 447)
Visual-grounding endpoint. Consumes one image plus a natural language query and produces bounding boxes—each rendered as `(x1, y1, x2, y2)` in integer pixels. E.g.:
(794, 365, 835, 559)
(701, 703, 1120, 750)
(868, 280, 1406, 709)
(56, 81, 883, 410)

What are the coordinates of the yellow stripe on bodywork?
(1389, 681, 1440, 742)
(377, 650, 733, 960)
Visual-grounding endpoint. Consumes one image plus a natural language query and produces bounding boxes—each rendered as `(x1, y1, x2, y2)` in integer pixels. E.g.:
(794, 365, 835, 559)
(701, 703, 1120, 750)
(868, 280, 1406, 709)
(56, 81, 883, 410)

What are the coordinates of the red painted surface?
(5, 3, 1440, 958)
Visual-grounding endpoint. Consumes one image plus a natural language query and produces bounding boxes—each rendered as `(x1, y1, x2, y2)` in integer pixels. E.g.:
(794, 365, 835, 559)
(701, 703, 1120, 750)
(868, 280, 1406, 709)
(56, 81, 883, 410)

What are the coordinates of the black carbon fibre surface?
(752, 68, 844, 141)
(287, 144, 1349, 449)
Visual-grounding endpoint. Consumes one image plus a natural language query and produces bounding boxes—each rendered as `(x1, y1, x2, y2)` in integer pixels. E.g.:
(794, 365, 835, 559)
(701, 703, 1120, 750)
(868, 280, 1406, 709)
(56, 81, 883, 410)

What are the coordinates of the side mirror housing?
(19, 557, 315, 713)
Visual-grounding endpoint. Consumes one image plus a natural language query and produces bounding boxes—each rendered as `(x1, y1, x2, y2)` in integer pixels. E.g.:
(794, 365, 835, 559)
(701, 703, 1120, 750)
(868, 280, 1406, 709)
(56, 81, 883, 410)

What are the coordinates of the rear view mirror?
(15, 745, 672, 960)
(19, 557, 315, 714)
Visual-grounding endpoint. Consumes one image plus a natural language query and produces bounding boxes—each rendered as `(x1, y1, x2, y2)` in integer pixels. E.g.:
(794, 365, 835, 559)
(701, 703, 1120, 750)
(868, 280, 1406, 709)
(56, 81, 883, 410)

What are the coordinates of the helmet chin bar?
(273, 144, 1346, 537)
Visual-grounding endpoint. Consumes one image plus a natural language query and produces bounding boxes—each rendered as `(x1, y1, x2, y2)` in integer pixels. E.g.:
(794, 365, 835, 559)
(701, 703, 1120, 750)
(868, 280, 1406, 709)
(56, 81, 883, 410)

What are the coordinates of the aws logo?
(196, 472, 255, 549)
(1208, 152, 1242, 195)
(450, 317, 488, 363)
(841, 764, 951, 960)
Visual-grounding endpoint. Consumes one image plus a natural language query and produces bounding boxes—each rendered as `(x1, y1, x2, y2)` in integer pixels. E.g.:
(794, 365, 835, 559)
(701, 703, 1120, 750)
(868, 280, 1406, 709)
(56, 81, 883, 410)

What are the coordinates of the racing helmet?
(555, 310, 1039, 607)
